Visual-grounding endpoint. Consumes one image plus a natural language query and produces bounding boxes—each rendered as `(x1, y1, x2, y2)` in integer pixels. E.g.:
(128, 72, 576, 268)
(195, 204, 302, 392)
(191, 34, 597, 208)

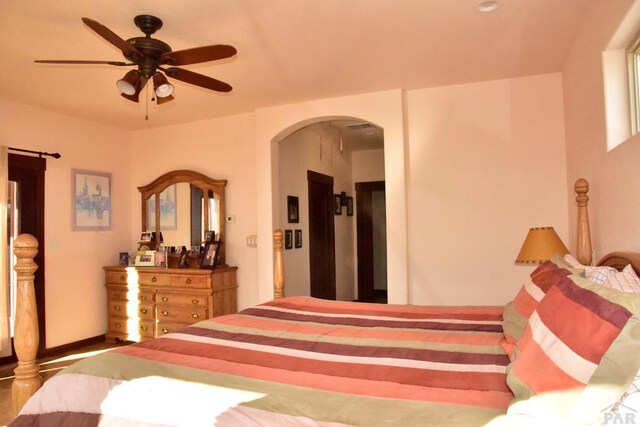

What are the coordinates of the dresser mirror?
(138, 170, 227, 265)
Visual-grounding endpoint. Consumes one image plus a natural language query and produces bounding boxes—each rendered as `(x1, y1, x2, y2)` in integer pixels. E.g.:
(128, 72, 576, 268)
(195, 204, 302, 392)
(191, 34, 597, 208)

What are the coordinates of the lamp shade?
(153, 73, 174, 98)
(515, 227, 569, 264)
(116, 70, 141, 96)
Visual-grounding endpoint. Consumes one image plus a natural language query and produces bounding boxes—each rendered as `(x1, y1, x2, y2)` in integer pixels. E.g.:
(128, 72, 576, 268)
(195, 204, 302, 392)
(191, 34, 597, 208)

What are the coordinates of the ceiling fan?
(35, 15, 237, 104)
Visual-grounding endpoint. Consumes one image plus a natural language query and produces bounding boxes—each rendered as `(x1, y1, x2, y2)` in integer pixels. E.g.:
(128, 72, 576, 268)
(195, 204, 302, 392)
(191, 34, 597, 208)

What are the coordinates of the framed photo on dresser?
(201, 240, 221, 269)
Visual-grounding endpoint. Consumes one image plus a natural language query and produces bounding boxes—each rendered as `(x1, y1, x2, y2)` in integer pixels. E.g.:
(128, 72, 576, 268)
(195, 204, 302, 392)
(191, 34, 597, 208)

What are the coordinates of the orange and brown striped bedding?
(12, 296, 513, 426)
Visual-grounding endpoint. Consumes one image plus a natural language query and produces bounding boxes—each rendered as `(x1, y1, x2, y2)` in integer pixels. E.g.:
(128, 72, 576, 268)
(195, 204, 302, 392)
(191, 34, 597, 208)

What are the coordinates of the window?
(627, 31, 640, 135)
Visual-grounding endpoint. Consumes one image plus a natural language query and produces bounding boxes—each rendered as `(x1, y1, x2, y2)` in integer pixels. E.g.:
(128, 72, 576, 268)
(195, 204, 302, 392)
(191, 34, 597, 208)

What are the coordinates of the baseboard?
(41, 334, 106, 358)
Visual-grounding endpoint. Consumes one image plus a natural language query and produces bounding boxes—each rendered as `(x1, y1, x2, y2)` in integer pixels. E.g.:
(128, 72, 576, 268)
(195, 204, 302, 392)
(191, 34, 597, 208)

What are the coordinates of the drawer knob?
(115, 322, 121, 328)
(140, 308, 148, 314)
(120, 275, 126, 282)
(192, 313, 200, 319)
(114, 305, 121, 312)
(191, 299, 199, 305)
(162, 297, 168, 302)
(140, 295, 147, 301)
(162, 327, 169, 333)
(151, 276, 157, 283)
(114, 293, 121, 299)
(161, 310, 169, 316)
(141, 325, 148, 331)
(185, 278, 192, 284)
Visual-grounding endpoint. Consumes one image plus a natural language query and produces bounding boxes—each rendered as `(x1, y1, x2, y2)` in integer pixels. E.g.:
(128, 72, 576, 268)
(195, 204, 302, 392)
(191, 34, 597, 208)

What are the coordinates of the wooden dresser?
(104, 265, 237, 342)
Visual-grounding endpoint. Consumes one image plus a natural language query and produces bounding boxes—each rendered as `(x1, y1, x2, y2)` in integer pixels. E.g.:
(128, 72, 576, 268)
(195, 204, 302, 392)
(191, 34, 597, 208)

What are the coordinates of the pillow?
(563, 253, 617, 284)
(601, 264, 640, 293)
(502, 255, 581, 356)
(506, 273, 640, 424)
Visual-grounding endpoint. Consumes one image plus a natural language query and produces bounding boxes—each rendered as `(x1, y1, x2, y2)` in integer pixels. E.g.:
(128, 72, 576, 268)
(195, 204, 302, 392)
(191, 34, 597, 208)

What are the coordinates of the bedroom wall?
(278, 125, 355, 301)
(405, 73, 569, 305)
(563, 0, 640, 259)
(129, 112, 258, 310)
(0, 98, 132, 348)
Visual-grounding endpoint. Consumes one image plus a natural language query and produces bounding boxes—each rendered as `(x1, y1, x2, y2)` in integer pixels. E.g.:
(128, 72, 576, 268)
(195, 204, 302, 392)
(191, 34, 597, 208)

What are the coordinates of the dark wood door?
(1, 154, 46, 364)
(307, 171, 336, 300)
(355, 181, 385, 302)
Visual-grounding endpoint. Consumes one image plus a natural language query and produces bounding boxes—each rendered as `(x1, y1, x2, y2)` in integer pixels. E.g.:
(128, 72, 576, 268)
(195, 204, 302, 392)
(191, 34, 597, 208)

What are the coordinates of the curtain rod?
(8, 147, 61, 159)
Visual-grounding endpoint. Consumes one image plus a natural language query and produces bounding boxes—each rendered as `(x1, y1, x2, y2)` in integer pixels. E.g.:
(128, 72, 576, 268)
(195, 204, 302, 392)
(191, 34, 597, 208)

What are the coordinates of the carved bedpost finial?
(273, 229, 285, 299)
(12, 233, 42, 417)
(574, 178, 592, 266)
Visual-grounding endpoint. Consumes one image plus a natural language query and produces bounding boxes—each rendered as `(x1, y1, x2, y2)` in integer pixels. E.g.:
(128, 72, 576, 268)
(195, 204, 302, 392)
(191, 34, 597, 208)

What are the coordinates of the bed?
(8, 179, 640, 426)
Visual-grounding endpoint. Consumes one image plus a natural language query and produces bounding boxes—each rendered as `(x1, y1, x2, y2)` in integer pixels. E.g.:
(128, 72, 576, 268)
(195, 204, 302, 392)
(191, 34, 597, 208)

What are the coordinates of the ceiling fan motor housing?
(126, 37, 172, 78)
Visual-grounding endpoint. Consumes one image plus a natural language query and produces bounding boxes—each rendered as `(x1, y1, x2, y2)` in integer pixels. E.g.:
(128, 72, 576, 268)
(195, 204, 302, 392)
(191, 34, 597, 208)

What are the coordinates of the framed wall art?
(295, 229, 302, 248)
(287, 195, 299, 223)
(347, 196, 354, 216)
(285, 229, 293, 250)
(334, 194, 342, 215)
(73, 169, 112, 230)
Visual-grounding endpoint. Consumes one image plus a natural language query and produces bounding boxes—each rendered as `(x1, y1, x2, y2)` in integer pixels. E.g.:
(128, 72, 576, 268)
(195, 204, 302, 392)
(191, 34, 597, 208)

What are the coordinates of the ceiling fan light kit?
(35, 14, 236, 106)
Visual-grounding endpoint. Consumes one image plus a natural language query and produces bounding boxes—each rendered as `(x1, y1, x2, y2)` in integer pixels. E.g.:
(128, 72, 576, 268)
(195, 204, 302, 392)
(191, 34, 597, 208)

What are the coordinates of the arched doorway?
(274, 117, 385, 301)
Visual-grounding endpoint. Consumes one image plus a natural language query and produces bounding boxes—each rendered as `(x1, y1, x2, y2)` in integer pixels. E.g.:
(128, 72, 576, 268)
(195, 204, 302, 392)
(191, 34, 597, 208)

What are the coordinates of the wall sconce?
(515, 226, 568, 264)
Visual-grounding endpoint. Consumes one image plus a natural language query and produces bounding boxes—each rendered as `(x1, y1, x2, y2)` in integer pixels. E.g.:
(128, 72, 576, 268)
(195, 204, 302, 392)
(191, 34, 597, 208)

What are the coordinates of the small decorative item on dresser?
(135, 250, 156, 267)
(119, 252, 129, 267)
(295, 229, 302, 248)
(285, 230, 293, 250)
(334, 194, 342, 215)
(140, 232, 152, 243)
(201, 240, 222, 269)
(204, 230, 215, 242)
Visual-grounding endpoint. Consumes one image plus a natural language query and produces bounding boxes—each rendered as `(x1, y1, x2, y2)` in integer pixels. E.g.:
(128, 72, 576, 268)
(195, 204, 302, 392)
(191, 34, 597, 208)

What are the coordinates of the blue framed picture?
(73, 169, 111, 230)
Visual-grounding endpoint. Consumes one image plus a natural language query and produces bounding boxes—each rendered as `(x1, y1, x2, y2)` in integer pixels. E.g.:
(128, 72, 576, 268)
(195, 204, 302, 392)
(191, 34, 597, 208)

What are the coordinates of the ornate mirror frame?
(138, 169, 227, 265)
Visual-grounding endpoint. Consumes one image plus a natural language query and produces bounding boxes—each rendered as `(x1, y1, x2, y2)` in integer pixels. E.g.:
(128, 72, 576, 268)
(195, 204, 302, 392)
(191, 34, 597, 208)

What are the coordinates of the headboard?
(597, 252, 640, 276)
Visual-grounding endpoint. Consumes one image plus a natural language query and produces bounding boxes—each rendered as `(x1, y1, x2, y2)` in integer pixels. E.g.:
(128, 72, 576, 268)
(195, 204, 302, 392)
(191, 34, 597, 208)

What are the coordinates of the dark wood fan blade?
(164, 67, 232, 92)
(161, 45, 237, 66)
(35, 60, 132, 66)
(81, 17, 142, 60)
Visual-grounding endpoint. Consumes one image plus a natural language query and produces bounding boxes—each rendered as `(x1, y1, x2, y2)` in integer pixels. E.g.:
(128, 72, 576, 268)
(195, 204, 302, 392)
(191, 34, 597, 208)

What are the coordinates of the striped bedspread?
(12, 296, 513, 426)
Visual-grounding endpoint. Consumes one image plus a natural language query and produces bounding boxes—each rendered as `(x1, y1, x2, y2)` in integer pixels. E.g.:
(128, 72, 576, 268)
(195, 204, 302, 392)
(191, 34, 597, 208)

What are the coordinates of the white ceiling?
(1, 0, 591, 131)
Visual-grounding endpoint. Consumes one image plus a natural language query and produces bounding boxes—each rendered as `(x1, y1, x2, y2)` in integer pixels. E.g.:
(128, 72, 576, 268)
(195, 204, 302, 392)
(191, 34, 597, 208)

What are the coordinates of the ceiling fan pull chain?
(145, 85, 149, 121)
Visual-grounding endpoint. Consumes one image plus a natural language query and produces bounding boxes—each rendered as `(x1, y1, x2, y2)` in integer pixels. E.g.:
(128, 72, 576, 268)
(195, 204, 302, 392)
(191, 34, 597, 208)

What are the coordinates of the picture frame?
(200, 240, 222, 269)
(285, 229, 293, 250)
(295, 229, 302, 248)
(73, 169, 112, 230)
(204, 230, 215, 242)
(148, 184, 177, 230)
(334, 194, 342, 215)
(118, 252, 129, 267)
(140, 232, 152, 243)
(287, 195, 299, 223)
(135, 250, 156, 267)
(347, 196, 354, 216)
(340, 191, 347, 206)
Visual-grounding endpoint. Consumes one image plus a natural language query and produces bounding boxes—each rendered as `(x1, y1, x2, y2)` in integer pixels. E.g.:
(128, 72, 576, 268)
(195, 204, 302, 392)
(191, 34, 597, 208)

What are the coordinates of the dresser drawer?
(106, 271, 129, 285)
(156, 293, 208, 307)
(157, 304, 208, 324)
(156, 322, 189, 336)
(138, 272, 171, 287)
(108, 301, 155, 319)
(108, 317, 155, 339)
(107, 287, 128, 301)
(170, 274, 209, 289)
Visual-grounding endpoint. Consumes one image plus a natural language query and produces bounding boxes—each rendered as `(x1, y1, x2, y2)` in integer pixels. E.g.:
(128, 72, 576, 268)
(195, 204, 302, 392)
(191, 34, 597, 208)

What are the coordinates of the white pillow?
(601, 265, 640, 293)
(563, 254, 618, 284)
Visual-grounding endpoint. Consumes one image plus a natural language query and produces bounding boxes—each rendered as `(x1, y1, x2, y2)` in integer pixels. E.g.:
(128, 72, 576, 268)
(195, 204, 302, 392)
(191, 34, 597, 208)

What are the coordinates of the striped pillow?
(502, 256, 580, 356)
(506, 273, 640, 421)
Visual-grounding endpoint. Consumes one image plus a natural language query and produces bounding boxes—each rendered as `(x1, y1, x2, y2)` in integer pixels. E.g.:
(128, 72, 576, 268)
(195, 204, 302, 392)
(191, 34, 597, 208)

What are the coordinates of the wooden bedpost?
(575, 178, 593, 266)
(12, 233, 42, 417)
(273, 229, 285, 299)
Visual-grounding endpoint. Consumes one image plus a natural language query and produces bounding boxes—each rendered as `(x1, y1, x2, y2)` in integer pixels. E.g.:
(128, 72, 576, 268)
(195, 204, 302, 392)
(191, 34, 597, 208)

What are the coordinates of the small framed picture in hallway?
(334, 194, 342, 215)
